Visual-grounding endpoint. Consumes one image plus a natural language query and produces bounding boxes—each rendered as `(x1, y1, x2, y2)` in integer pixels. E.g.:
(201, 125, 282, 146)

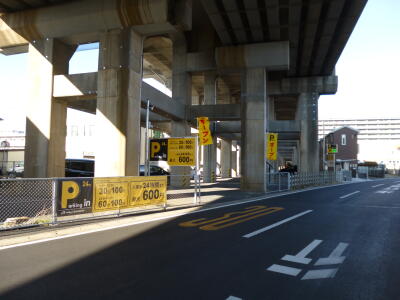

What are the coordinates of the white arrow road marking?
(267, 264, 302, 276)
(226, 296, 242, 300)
(376, 190, 393, 194)
(243, 210, 313, 238)
(301, 268, 338, 280)
(340, 191, 360, 199)
(372, 184, 384, 188)
(315, 242, 349, 266)
(375, 184, 400, 194)
(282, 239, 323, 264)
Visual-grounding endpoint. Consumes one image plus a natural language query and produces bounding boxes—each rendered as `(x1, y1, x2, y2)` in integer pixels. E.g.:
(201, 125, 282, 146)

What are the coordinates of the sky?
(319, 0, 400, 119)
(0, 0, 399, 132)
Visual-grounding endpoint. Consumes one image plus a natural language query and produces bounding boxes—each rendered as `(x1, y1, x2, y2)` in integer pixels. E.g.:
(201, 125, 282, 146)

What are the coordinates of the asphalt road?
(1, 179, 400, 300)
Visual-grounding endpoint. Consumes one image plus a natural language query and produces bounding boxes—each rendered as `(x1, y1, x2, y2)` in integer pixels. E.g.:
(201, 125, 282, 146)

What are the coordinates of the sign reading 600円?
(128, 176, 167, 207)
(93, 176, 167, 212)
(167, 137, 196, 166)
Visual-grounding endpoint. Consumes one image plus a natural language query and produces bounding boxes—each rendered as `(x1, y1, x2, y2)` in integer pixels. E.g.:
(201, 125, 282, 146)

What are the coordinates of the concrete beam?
(186, 51, 215, 72)
(190, 104, 240, 121)
(215, 120, 300, 134)
(53, 72, 98, 99)
(269, 120, 301, 132)
(53, 73, 186, 120)
(268, 76, 338, 95)
(141, 81, 185, 121)
(216, 41, 289, 71)
(0, 0, 192, 49)
(186, 41, 289, 72)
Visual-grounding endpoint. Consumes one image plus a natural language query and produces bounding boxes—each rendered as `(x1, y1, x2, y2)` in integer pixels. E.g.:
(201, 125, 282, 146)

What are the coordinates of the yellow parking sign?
(267, 133, 278, 160)
(167, 137, 196, 166)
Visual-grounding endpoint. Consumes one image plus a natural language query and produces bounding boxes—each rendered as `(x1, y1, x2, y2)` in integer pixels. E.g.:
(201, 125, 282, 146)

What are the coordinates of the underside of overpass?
(0, 0, 367, 191)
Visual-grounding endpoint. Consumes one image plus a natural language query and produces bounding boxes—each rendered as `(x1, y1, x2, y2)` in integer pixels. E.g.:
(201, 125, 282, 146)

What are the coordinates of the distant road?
(1, 178, 400, 300)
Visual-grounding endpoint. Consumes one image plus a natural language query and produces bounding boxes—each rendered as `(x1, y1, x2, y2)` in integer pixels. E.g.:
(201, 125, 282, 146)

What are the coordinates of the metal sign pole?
(51, 179, 57, 225)
(145, 99, 150, 176)
(195, 134, 201, 204)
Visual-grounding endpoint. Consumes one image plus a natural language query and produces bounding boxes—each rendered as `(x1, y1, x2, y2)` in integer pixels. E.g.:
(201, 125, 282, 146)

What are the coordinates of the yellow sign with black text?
(167, 137, 196, 166)
(267, 133, 278, 160)
(93, 176, 167, 212)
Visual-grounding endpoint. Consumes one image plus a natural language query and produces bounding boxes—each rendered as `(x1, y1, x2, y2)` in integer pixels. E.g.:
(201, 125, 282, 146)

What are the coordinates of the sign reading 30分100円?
(167, 137, 196, 166)
(93, 176, 167, 212)
(149, 137, 196, 166)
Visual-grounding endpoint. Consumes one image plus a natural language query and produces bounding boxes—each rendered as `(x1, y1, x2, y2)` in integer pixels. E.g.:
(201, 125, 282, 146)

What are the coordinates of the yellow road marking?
(179, 205, 284, 231)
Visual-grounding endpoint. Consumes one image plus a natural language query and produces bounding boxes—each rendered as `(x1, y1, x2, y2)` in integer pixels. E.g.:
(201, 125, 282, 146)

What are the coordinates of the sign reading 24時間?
(149, 137, 196, 166)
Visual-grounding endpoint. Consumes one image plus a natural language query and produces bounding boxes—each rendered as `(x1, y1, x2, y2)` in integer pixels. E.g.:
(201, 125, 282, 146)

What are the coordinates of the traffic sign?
(327, 144, 338, 154)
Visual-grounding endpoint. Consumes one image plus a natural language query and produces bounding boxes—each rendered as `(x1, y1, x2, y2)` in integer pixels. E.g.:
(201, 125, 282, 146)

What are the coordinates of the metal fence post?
(197, 175, 201, 205)
(278, 173, 281, 191)
(51, 179, 57, 225)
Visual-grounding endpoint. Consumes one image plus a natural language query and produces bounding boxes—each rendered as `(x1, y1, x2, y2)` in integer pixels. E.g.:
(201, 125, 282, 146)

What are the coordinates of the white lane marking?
(226, 296, 242, 300)
(282, 239, 323, 265)
(267, 264, 302, 276)
(372, 184, 384, 188)
(242, 210, 313, 238)
(315, 242, 348, 266)
(339, 191, 360, 199)
(0, 178, 376, 251)
(301, 268, 338, 280)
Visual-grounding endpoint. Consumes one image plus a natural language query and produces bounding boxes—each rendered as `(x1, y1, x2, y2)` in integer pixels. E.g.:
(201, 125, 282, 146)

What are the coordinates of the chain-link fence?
(0, 178, 54, 229)
(0, 161, 24, 178)
(0, 170, 351, 230)
(265, 172, 290, 192)
(0, 175, 202, 230)
(166, 174, 200, 207)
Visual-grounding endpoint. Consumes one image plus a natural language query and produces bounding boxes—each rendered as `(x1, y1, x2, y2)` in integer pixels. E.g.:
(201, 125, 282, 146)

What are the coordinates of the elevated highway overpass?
(0, 0, 367, 191)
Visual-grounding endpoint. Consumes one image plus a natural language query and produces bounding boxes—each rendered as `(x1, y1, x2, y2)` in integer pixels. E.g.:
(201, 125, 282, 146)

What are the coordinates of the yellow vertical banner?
(197, 116, 213, 145)
(267, 133, 278, 160)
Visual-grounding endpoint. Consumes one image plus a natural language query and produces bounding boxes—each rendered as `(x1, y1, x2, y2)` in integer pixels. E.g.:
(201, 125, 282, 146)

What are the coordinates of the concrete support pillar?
(231, 141, 238, 177)
(203, 71, 217, 183)
(24, 39, 75, 178)
(171, 34, 191, 184)
(237, 145, 241, 176)
(269, 96, 275, 121)
(296, 93, 319, 173)
(241, 68, 267, 192)
(96, 28, 143, 177)
(221, 139, 232, 178)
